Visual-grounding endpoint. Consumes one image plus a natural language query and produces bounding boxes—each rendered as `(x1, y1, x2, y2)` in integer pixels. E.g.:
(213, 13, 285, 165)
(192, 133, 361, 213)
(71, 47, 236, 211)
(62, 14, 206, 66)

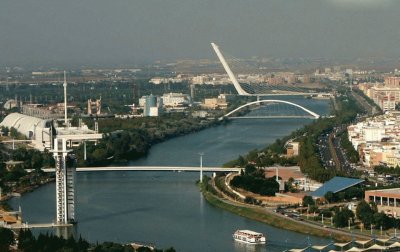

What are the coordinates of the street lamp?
(199, 153, 204, 183)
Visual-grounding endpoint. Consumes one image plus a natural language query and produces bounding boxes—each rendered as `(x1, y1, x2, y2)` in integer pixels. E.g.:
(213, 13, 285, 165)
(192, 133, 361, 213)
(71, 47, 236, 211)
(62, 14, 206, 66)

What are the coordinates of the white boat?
(232, 230, 266, 244)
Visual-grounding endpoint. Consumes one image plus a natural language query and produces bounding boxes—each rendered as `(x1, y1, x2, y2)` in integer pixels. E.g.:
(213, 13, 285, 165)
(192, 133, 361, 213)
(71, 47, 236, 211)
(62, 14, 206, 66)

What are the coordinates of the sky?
(1, 0, 399, 67)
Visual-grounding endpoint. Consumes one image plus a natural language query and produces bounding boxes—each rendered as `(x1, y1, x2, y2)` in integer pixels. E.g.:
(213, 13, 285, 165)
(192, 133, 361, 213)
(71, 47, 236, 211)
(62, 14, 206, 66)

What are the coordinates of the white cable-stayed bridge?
(211, 42, 325, 120)
(211, 42, 331, 97)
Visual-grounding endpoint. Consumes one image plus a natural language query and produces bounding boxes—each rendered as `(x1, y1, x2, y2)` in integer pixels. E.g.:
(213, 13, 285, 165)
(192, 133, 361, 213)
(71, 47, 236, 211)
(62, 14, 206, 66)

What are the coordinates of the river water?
(9, 97, 332, 252)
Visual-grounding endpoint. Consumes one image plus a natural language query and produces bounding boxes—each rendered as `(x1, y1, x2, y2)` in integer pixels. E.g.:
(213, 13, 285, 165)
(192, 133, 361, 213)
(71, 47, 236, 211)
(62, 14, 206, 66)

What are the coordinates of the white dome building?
(0, 113, 49, 138)
(0, 113, 53, 150)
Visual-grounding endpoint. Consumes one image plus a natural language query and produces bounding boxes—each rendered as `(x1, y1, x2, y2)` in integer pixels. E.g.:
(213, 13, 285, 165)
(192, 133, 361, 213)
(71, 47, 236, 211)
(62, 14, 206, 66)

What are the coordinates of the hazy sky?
(1, 0, 399, 67)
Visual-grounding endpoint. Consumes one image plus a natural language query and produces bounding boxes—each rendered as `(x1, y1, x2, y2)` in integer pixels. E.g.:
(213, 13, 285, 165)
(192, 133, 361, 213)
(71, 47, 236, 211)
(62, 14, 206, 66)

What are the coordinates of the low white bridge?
(10, 223, 73, 230)
(32, 166, 242, 173)
(228, 115, 316, 119)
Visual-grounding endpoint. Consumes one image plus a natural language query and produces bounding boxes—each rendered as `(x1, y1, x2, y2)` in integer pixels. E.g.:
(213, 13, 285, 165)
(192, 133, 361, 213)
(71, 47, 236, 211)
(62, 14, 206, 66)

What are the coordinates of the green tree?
(373, 212, 391, 230)
(356, 200, 376, 228)
(333, 208, 354, 228)
(1, 126, 9, 136)
(303, 195, 315, 206)
(0, 227, 14, 251)
(244, 164, 256, 175)
(9, 127, 18, 139)
(18, 229, 35, 251)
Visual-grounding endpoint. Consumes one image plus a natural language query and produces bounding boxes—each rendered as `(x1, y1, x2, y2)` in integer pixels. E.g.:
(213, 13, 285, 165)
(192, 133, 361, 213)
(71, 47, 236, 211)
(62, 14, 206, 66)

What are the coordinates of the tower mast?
(211, 43, 248, 95)
(63, 71, 68, 126)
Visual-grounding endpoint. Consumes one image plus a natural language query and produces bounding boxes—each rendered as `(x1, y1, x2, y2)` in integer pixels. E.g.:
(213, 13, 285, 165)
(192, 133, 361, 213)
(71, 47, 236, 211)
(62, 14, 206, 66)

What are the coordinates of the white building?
(161, 93, 190, 108)
(363, 126, 385, 142)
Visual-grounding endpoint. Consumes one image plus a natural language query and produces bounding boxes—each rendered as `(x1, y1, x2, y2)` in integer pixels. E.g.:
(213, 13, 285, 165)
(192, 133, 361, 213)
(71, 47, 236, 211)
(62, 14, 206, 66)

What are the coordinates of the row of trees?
(0, 126, 20, 139)
(16, 229, 176, 252)
(355, 200, 396, 230)
(0, 146, 55, 194)
(74, 114, 220, 166)
(339, 131, 359, 164)
(374, 165, 400, 175)
(301, 197, 395, 230)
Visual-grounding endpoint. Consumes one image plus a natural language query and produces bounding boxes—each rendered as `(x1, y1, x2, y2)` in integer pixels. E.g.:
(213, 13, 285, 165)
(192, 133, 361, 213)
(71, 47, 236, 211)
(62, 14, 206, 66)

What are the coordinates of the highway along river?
(9, 97, 332, 252)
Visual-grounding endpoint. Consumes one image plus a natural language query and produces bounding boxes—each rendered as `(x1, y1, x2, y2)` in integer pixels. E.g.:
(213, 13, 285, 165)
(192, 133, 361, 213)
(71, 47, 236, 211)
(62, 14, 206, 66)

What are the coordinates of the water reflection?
(233, 241, 267, 252)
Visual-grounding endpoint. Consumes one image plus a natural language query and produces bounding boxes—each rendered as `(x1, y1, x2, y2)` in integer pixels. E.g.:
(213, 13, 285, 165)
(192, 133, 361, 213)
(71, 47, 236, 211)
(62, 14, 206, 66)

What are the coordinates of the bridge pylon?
(52, 138, 76, 225)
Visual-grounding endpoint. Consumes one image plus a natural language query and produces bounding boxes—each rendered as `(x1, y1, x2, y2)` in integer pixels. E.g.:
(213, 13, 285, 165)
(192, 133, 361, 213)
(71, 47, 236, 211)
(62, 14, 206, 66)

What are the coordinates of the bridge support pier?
(199, 153, 203, 183)
(84, 141, 87, 161)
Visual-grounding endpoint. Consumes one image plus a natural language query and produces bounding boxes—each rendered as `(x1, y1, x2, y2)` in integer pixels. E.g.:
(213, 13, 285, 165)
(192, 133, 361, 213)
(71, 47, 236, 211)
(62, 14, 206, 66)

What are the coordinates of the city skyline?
(1, 0, 400, 68)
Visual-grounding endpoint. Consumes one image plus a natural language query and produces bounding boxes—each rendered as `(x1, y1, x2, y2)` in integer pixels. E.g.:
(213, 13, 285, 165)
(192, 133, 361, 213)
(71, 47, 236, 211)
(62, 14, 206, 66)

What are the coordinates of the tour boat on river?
(233, 230, 266, 244)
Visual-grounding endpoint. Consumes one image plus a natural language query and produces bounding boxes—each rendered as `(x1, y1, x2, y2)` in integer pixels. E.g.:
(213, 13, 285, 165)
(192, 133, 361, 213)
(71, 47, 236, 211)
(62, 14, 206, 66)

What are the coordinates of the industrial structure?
(139, 94, 163, 117)
(21, 104, 64, 120)
(53, 138, 76, 224)
(87, 98, 102, 115)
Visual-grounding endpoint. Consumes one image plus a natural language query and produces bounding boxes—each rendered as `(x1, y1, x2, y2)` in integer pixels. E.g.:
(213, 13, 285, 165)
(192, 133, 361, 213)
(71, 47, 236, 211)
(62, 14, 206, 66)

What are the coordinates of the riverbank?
(0, 175, 55, 211)
(201, 178, 372, 242)
(76, 115, 224, 167)
(197, 94, 373, 241)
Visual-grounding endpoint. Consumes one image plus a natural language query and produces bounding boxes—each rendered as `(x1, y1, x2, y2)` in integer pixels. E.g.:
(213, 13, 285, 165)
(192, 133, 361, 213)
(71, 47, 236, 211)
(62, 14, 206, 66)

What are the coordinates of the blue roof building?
(310, 176, 364, 198)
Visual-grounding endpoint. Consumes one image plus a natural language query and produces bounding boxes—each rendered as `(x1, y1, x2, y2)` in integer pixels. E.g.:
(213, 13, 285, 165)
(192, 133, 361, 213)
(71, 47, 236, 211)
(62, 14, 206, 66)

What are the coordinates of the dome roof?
(0, 113, 48, 138)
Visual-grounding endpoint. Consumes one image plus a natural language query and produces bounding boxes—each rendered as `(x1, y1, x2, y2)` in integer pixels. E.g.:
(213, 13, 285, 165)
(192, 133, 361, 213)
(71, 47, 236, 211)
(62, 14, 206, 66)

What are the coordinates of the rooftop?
(365, 188, 400, 195)
(310, 176, 364, 198)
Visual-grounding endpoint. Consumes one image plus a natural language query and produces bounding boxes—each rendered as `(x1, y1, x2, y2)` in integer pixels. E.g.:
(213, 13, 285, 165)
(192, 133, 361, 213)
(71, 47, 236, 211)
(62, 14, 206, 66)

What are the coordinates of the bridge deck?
(228, 116, 315, 119)
(33, 166, 242, 173)
(10, 223, 73, 229)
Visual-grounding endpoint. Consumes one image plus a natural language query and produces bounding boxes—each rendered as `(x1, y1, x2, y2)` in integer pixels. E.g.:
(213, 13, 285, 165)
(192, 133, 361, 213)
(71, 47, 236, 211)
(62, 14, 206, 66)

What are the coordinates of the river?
(9, 97, 332, 252)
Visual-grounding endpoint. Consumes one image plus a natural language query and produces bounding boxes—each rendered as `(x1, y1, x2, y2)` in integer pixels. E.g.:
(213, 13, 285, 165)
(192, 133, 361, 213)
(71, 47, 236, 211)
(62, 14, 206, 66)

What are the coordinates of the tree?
(0, 227, 14, 251)
(138, 247, 152, 252)
(244, 164, 256, 175)
(93, 242, 134, 252)
(9, 127, 18, 139)
(333, 208, 354, 228)
(373, 212, 391, 230)
(303, 195, 315, 206)
(18, 228, 35, 251)
(356, 200, 376, 228)
(1, 126, 9, 136)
